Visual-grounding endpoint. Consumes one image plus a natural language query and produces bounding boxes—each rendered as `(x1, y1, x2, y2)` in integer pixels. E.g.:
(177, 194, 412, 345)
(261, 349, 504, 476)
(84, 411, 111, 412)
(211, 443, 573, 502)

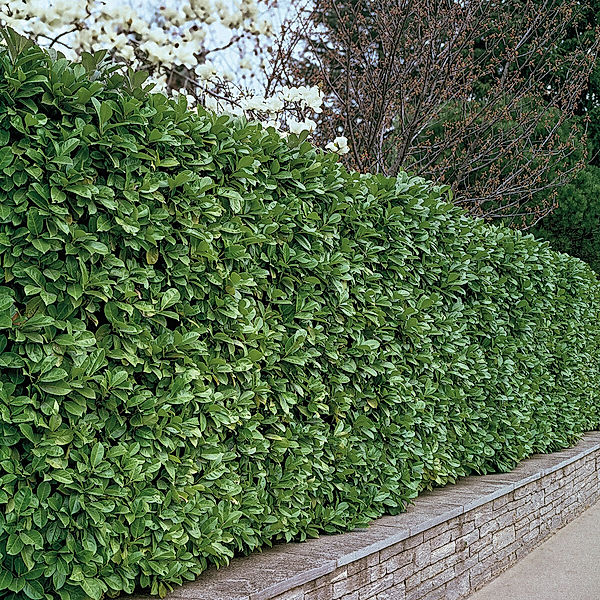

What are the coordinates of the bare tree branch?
(283, 0, 599, 225)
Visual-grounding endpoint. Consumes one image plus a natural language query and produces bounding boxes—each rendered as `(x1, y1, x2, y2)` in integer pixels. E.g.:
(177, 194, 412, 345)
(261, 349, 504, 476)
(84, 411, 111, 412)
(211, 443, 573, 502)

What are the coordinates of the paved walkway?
(468, 499, 600, 600)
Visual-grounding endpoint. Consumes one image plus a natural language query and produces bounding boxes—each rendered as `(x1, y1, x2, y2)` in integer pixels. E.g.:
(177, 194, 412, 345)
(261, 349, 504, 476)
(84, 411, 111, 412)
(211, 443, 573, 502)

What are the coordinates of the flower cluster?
(0, 0, 340, 140)
(326, 136, 350, 155)
(280, 85, 324, 113)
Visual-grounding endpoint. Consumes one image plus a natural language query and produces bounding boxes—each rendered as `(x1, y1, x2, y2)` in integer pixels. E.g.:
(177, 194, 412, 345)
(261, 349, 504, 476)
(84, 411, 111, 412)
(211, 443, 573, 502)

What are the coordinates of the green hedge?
(1, 35, 600, 600)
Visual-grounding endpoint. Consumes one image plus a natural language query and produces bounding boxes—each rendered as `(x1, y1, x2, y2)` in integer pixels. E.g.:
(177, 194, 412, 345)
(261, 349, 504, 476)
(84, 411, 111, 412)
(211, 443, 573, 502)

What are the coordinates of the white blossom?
(325, 136, 350, 155)
(287, 118, 317, 135)
(0, 0, 340, 150)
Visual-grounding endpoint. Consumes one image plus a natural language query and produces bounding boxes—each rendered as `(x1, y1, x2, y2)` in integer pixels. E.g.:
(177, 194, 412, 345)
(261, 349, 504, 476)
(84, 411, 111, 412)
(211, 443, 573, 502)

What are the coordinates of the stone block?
(522, 524, 539, 543)
(427, 530, 453, 550)
(376, 585, 406, 600)
(380, 552, 413, 576)
(454, 552, 479, 577)
(358, 574, 394, 600)
(379, 538, 417, 564)
(402, 535, 424, 551)
(479, 518, 499, 539)
(564, 462, 577, 476)
(496, 511, 516, 528)
(514, 522, 530, 541)
(516, 497, 543, 520)
(472, 505, 494, 528)
(403, 571, 421, 592)
(423, 523, 454, 543)
(377, 542, 404, 565)
(491, 551, 516, 578)
(495, 538, 520, 563)
(413, 541, 431, 569)
(391, 563, 414, 586)
(294, 579, 323, 596)
(456, 528, 480, 553)
(492, 525, 515, 552)
(445, 571, 471, 600)
(422, 584, 448, 600)
(511, 487, 530, 502)
(304, 585, 333, 600)
(550, 514, 564, 530)
(469, 554, 498, 591)
(348, 556, 378, 577)
(492, 494, 509, 511)
(405, 575, 437, 600)
(368, 564, 388, 583)
(417, 559, 455, 587)
(456, 520, 475, 538)
(430, 541, 456, 564)
(469, 537, 493, 561)
(430, 564, 456, 588)
(333, 571, 370, 599)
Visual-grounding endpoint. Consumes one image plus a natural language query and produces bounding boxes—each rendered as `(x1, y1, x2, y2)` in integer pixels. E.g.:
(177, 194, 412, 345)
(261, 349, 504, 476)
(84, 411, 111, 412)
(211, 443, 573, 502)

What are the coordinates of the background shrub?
(530, 0, 600, 266)
(533, 166, 600, 273)
(1, 38, 599, 600)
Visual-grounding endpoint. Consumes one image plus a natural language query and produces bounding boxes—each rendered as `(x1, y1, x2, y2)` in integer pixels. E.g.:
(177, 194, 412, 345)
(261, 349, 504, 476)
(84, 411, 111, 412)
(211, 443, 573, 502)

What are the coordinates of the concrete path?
(468, 499, 600, 600)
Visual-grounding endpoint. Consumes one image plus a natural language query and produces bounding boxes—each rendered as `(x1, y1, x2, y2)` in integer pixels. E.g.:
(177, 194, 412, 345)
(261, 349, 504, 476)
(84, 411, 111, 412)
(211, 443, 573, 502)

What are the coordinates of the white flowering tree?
(0, 0, 347, 149)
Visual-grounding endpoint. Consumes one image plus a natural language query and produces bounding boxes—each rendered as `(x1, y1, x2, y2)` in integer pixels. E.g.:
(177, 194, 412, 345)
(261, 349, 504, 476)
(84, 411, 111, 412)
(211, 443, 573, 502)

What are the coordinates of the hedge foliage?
(1, 33, 600, 600)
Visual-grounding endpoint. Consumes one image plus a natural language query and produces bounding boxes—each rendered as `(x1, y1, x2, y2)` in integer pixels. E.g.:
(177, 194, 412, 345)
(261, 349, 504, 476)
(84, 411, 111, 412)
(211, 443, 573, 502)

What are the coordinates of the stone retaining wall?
(132, 433, 600, 600)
